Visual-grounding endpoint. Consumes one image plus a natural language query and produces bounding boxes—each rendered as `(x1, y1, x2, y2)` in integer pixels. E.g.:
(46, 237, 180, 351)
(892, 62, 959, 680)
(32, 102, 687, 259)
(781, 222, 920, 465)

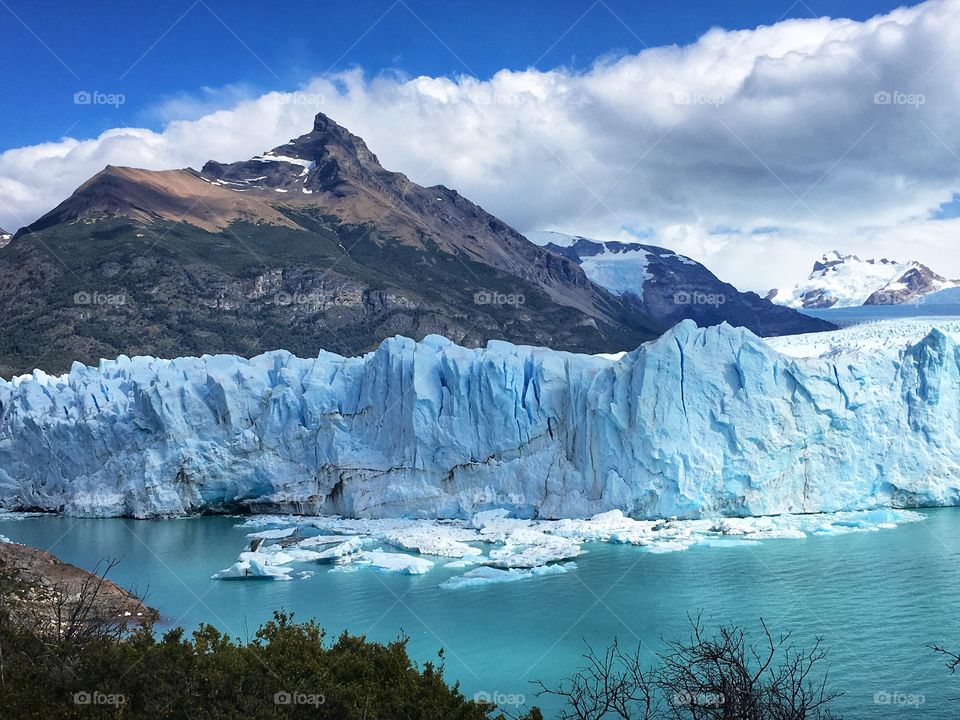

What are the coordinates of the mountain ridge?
(0, 113, 661, 377)
(525, 230, 833, 337)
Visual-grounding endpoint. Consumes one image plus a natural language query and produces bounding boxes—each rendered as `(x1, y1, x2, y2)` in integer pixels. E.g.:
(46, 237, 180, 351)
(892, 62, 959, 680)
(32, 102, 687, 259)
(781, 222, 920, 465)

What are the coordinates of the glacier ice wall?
(1, 320, 959, 518)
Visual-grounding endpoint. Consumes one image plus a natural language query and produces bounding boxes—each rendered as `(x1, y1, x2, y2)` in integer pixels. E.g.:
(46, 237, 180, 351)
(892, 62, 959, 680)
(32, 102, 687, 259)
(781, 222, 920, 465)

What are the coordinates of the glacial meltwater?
(3, 509, 959, 718)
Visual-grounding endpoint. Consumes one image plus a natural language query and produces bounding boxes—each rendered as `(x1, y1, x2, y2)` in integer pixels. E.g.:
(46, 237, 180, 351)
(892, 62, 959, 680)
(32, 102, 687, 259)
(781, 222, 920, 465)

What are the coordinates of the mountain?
(0, 227, 10, 249)
(0, 113, 661, 377)
(768, 251, 959, 308)
(2, 321, 958, 519)
(525, 231, 832, 337)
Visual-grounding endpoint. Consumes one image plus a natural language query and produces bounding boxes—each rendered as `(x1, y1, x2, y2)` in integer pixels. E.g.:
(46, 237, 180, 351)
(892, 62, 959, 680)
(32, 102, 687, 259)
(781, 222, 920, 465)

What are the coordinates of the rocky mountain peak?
(201, 112, 394, 196)
(307, 111, 382, 166)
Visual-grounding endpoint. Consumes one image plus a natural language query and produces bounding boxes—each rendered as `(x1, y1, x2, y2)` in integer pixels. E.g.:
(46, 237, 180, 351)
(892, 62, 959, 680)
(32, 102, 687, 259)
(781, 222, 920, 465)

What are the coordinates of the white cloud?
(2, 0, 960, 292)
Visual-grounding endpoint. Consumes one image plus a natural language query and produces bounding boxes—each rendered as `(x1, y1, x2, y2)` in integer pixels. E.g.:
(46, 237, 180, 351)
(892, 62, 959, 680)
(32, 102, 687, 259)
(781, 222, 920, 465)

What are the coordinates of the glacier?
(2, 320, 960, 519)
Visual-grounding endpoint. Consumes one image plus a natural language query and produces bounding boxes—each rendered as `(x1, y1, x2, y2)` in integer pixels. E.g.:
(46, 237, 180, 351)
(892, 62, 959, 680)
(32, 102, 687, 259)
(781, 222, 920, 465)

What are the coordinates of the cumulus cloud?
(2, 0, 960, 292)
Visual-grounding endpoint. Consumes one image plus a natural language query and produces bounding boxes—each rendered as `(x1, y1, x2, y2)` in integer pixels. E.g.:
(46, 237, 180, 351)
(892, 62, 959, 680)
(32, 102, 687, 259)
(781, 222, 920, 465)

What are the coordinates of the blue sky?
(1, 0, 907, 148)
(4, 0, 958, 292)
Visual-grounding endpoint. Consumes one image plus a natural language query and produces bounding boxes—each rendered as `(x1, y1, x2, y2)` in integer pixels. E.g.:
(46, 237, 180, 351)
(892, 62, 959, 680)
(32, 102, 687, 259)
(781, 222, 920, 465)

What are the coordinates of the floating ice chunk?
(471, 509, 527, 532)
(236, 516, 297, 529)
(444, 557, 480, 569)
(441, 562, 576, 590)
(698, 538, 761, 548)
(246, 527, 297, 540)
(328, 564, 360, 574)
(356, 550, 435, 575)
(212, 558, 293, 580)
(385, 527, 483, 558)
(272, 547, 327, 562)
(487, 528, 582, 568)
(314, 537, 363, 562)
(294, 534, 361, 548)
(239, 549, 299, 565)
(639, 540, 694, 554)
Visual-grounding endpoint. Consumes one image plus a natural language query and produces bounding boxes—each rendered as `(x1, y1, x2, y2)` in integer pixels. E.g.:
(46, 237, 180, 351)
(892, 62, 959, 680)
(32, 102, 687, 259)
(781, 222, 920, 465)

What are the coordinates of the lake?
(2, 510, 959, 718)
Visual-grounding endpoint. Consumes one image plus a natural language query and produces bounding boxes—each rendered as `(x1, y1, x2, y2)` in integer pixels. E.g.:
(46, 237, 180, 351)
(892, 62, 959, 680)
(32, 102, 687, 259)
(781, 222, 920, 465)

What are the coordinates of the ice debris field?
(211, 507, 924, 588)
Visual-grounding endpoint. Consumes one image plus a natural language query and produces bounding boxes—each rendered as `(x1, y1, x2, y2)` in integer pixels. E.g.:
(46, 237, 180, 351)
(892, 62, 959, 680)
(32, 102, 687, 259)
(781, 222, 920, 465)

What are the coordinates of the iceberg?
(212, 556, 294, 581)
(352, 550, 435, 575)
(384, 527, 483, 558)
(313, 538, 363, 562)
(439, 563, 577, 590)
(2, 321, 960, 519)
(246, 527, 298, 540)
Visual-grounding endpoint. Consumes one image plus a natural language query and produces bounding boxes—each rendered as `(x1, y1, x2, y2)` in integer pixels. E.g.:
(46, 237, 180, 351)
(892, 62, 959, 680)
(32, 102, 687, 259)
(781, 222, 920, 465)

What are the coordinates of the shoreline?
(0, 539, 158, 633)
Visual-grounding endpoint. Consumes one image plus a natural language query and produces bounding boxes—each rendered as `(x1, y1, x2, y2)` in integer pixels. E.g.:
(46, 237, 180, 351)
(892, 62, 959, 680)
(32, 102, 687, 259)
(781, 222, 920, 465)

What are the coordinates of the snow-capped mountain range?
(2, 320, 959, 520)
(768, 251, 959, 309)
(525, 230, 831, 337)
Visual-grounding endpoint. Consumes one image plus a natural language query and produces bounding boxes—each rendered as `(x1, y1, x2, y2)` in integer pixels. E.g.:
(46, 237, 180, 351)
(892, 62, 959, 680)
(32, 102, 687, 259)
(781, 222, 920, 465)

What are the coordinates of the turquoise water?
(3, 511, 959, 718)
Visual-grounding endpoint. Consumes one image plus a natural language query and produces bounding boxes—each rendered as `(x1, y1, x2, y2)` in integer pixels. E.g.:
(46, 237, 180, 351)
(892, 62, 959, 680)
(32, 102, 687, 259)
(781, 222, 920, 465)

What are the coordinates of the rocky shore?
(0, 540, 157, 635)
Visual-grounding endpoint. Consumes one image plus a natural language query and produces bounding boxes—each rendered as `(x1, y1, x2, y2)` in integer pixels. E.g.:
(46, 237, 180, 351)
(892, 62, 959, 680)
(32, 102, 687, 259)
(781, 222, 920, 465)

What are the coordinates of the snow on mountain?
(525, 230, 656, 299)
(769, 251, 959, 309)
(2, 321, 960, 520)
(0, 228, 10, 249)
(525, 230, 832, 337)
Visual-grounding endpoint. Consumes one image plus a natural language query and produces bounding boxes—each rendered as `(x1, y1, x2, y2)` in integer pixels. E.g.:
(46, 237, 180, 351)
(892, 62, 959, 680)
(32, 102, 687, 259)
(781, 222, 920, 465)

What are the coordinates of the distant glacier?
(1, 320, 959, 519)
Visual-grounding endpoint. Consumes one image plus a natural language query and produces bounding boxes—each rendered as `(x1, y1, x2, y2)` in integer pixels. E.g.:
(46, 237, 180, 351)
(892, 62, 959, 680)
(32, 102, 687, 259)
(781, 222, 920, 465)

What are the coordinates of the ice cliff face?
(2, 320, 959, 519)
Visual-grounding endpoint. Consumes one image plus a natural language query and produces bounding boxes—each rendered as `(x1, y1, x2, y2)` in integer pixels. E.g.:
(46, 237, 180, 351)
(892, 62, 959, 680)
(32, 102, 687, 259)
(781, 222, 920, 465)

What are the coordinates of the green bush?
(0, 610, 540, 719)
